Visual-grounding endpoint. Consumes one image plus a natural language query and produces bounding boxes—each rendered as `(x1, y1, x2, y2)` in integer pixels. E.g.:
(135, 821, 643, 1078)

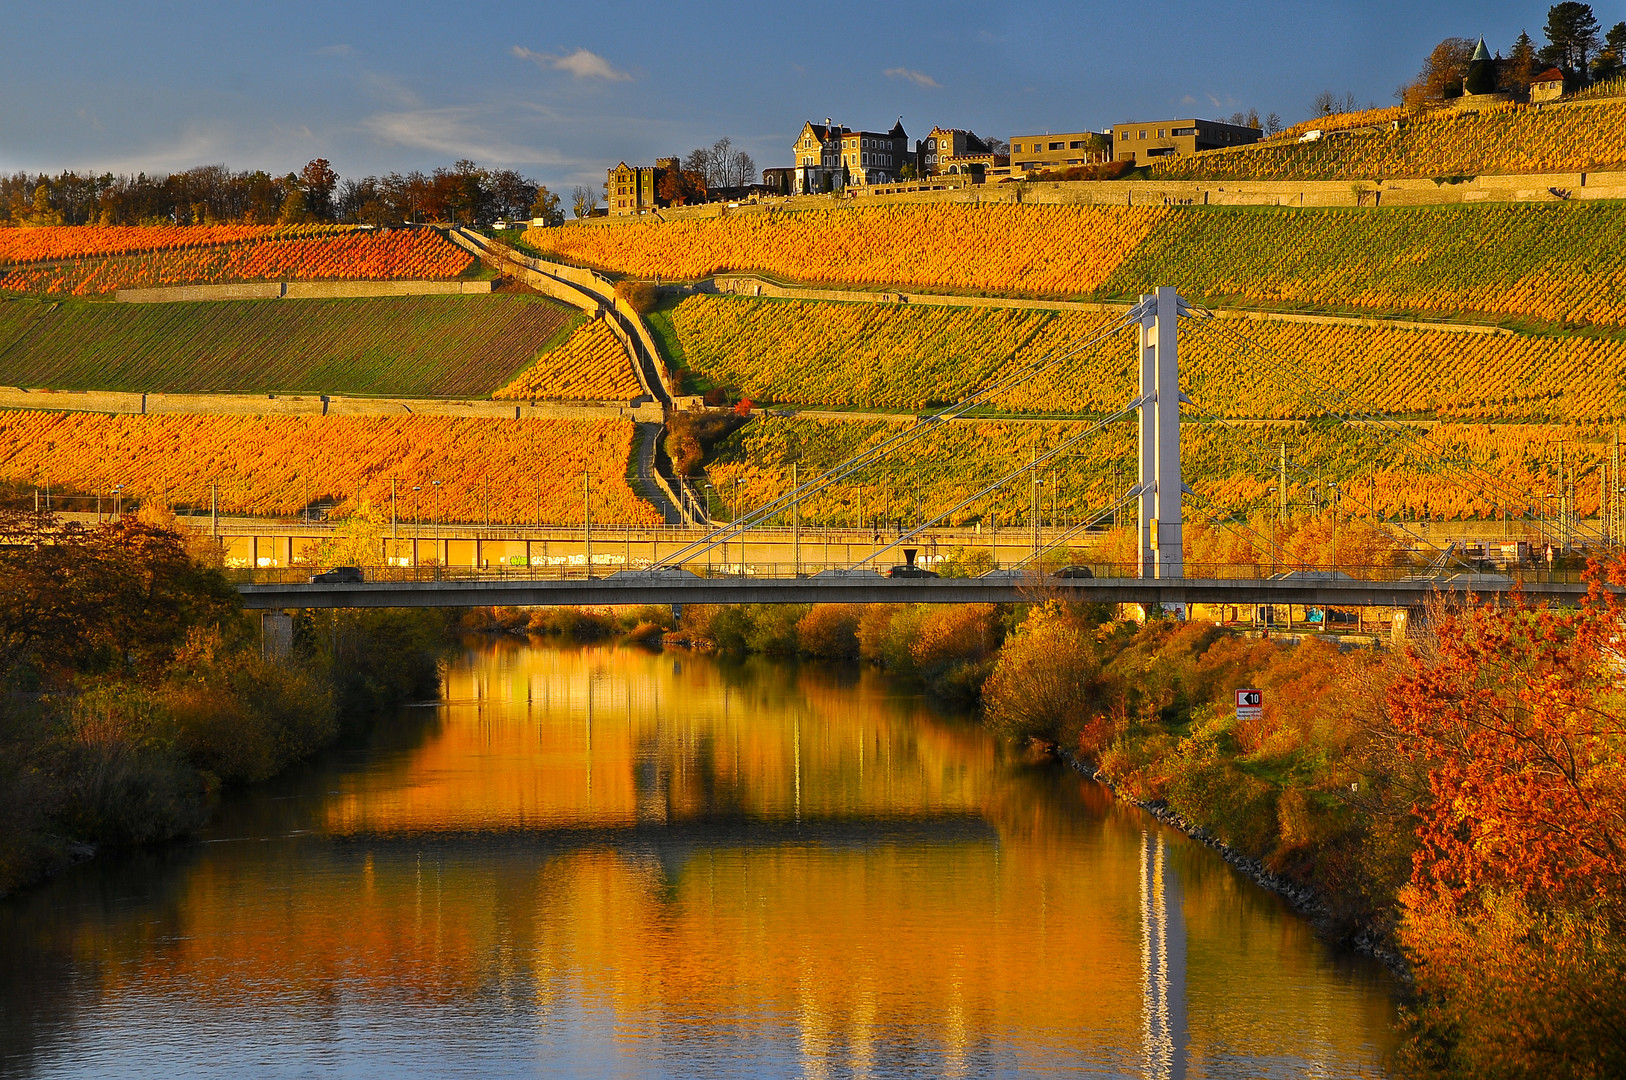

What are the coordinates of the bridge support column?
(1138, 286, 1183, 580)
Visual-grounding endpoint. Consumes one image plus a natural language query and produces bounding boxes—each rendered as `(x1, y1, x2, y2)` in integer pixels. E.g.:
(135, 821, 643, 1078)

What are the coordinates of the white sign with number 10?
(1236, 689, 1263, 719)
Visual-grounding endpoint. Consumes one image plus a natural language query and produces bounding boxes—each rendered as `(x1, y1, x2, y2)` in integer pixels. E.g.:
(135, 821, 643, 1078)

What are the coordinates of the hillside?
(1147, 98, 1626, 182)
(0, 295, 576, 398)
(0, 228, 474, 297)
(0, 410, 659, 524)
(664, 294, 1626, 421)
(532, 201, 1626, 329)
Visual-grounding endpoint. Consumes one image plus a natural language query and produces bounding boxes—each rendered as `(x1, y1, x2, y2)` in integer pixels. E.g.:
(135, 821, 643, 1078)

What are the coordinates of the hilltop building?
(1531, 66, 1566, 102)
(1110, 118, 1262, 164)
(607, 158, 679, 217)
(792, 119, 910, 193)
(920, 128, 1007, 175)
(1008, 131, 1112, 173)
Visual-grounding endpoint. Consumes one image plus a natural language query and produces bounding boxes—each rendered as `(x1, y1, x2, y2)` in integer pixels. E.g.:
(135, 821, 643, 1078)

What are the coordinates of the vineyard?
(0, 295, 573, 398)
(666, 295, 1626, 421)
(494, 317, 643, 401)
(0, 410, 658, 524)
(0, 224, 345, 264)
(525, 203, 1169, 296)
(703, 414, 1610, 528)
(1100, 202, 1626, 328)
(0, 229, 474, 297)
(527, 201, 1626, 330)
(1148, 98, 1626, 182)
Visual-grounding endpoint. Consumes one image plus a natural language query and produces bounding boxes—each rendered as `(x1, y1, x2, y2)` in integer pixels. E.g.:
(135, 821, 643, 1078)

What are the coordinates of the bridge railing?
(223, 562, 1593, 588)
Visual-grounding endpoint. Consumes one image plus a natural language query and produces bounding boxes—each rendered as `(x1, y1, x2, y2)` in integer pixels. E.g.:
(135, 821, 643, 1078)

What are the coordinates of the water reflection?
(0, 639, 1396, 1078)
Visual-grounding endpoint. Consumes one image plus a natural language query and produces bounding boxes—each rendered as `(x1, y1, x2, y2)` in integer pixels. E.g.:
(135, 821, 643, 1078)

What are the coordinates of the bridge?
(234, 287, 1613, 614)
(235, 569, 1590, 611)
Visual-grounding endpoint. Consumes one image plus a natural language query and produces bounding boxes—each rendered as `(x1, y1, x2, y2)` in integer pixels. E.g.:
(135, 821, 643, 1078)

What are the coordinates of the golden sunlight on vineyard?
(0, 223, 344, 264)
(704, 413, 1606, 526)
(669, 295, 1626, 421)
(527, 203, 1169, 295)
(493, 318, 643, 401)
(1150, 98, 1626, 182)
(0, 411, 658, 524)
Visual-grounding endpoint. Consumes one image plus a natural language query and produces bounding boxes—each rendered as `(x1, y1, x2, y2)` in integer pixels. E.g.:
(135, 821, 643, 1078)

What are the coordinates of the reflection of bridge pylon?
(1140, 830, 1188, 1080)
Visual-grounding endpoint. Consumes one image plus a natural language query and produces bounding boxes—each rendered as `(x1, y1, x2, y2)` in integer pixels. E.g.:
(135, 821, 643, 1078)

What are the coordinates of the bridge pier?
(1138, 287, 1183, 581)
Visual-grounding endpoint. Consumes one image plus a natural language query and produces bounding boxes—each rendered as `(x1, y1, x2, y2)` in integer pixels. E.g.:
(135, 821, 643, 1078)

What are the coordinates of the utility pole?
(1137, 287, 1183, 579)
(584, 471, 593, 579)
(211, 483, 218, 541)
(391, 477, 398, 545)
(1032, 473, 1041, 567)
(791, 462, 800, 576)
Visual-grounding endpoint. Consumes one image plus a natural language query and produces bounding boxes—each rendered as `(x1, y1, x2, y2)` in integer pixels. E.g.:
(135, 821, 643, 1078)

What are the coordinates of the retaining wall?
(115, 280, 493, 303)
(0, 387, 662, 422)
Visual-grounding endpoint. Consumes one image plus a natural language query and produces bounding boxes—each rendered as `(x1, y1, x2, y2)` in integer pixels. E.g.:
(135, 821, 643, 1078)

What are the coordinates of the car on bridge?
(886, 564, 940, 579)
(309, 566, 364, 583)
(1052, 565, 1095, 579)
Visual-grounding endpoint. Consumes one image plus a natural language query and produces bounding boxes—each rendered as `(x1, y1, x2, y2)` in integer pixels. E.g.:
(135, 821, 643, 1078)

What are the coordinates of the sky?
(0, 0, 1609, 190)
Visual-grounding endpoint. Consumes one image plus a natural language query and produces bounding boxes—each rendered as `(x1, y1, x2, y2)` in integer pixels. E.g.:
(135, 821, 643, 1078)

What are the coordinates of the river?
(0, 638, 1398, 1078)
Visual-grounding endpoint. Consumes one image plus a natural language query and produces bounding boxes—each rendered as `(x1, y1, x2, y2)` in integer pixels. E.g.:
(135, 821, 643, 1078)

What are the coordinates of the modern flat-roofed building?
(1110, 119, 1262, 164)
(1008, 131, 1111, 173)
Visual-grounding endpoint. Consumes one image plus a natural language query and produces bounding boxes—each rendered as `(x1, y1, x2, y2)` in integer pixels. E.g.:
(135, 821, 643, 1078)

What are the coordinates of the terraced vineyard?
(1148, 98, 1626, 182)
(0, 295, 573, 397)
(0, 223, 343, 264)
(527, 203, 1168, 296)
(667, 294, 1626, 421)
(0, 228, 474, 297)
(0, 411, 659, 524)
(1100, 202, 1626, 328)
(705, 413, 1600, 527)
(494, 318, 642, 401)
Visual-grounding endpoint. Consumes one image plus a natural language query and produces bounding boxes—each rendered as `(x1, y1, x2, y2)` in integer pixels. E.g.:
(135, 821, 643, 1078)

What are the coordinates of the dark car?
(309, 566, 364, 583)
(886, 565, 940, 579)
(1052, 565, 1095, 579)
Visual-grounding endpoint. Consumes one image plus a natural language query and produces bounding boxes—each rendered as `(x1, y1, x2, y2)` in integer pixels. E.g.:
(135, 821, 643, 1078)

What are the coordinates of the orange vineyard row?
(0, 224, 345, 266)
(494, 319, 643, 401)
(0, 411, 659, 524)
(0, 230, 475, 296)
(526, 203, 1169, 296)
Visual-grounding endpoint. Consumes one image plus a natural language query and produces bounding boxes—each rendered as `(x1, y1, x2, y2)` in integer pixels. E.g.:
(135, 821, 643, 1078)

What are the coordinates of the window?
(1172, 127, 1196, 136)
(1158, 129, 1165, 138)
(1139, 130, 1146, 139)
(1049, 141, 1063, 150)
(1069, 141, 1084, 149)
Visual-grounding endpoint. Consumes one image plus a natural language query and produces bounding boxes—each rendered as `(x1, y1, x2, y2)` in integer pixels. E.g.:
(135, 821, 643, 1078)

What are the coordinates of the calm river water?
(1, 639, 1397, 1078)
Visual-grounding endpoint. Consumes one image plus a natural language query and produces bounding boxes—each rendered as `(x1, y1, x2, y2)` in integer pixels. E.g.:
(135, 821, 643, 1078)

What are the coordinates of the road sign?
(1236, 689, 1263, 720)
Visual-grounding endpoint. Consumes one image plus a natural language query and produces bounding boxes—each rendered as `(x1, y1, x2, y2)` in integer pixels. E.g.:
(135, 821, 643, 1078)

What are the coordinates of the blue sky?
(0, 1, 1607, 188)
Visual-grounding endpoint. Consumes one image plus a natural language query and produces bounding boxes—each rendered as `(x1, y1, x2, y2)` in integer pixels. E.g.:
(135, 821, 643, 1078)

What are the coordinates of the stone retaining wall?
(0, 387, 662, 422)
(115, 280, 493, 303)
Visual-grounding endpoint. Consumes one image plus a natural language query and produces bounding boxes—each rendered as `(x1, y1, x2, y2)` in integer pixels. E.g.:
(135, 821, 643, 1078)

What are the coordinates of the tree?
(298, 158, 338, 221)
(684, 138, 756, 192)
(1506, 30, 1539, 90)
(1398, 37, 1476, 106)
(1263, 112, 1284, 136)
(1593, 21, 1626, 81)
(1388, 568, 1626, 1078)
(1542, 1, 1601, 77)
(571, 185, 596, 219)
(528, 184, 563, 226)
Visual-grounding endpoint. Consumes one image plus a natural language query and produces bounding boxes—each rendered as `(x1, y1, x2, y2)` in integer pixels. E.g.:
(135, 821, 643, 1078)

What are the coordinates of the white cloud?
(363, 107, 567, 166)
(885, 67, 941, 89)
(314, 44, 354, 57)
(512, 46, 632, 81)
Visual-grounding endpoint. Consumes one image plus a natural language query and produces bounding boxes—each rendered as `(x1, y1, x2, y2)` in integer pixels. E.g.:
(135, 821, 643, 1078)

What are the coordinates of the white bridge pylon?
(1133, 287, 1191, 580)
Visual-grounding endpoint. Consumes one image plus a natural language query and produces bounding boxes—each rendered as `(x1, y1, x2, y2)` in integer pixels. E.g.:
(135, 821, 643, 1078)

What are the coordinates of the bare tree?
(684, 138, 757, 191)
(571, 185, 596, 219)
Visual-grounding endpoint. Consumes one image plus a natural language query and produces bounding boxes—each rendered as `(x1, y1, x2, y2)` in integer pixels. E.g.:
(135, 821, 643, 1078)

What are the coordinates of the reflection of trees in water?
(0, 641, 1396, 1076)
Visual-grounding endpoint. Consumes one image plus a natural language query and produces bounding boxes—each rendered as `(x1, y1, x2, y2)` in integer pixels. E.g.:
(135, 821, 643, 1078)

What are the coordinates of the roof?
(1534, 67, 1565, 82)
(1471, 37, 1491, 62)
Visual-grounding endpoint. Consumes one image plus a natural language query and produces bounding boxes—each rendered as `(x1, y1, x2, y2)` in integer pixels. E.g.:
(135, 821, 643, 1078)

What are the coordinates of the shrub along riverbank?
(594, 591, 1623, 1080)
(0, 507, 451, 897)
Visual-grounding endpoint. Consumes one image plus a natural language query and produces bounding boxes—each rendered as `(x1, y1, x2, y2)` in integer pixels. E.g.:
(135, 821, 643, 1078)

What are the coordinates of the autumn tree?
(571, 185, 597, 219)
(528, 184, 563, 226)
(1505, 30, 1539, 90)
(1389, 568, 1626, 1079)
(299, 158, 339, 221)
(1398, 37, 1476, 106)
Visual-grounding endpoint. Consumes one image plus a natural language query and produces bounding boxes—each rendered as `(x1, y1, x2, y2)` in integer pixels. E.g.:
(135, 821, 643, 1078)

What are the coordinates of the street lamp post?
(432, 479, 443, 566)
(412, 485, 422, 568)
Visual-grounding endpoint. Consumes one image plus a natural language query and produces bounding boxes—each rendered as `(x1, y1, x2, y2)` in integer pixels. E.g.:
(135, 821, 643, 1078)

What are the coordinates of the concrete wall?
(115, 280, 492, 303)
(711, 275, 1510, 336)
(0, 387, 662, 422)
(558, 167, 1626, 227)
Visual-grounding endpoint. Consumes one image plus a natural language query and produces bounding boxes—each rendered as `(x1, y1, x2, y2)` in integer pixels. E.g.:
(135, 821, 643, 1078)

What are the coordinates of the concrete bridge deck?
(234, 572, 1594, 610)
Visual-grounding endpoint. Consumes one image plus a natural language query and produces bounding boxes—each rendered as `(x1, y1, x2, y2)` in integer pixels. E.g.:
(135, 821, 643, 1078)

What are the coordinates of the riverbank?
(0, 509, 453, 898)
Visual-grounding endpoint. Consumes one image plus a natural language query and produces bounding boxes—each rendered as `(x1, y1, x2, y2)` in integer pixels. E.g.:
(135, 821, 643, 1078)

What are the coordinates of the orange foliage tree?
(1389, 569, 1626, 1077)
